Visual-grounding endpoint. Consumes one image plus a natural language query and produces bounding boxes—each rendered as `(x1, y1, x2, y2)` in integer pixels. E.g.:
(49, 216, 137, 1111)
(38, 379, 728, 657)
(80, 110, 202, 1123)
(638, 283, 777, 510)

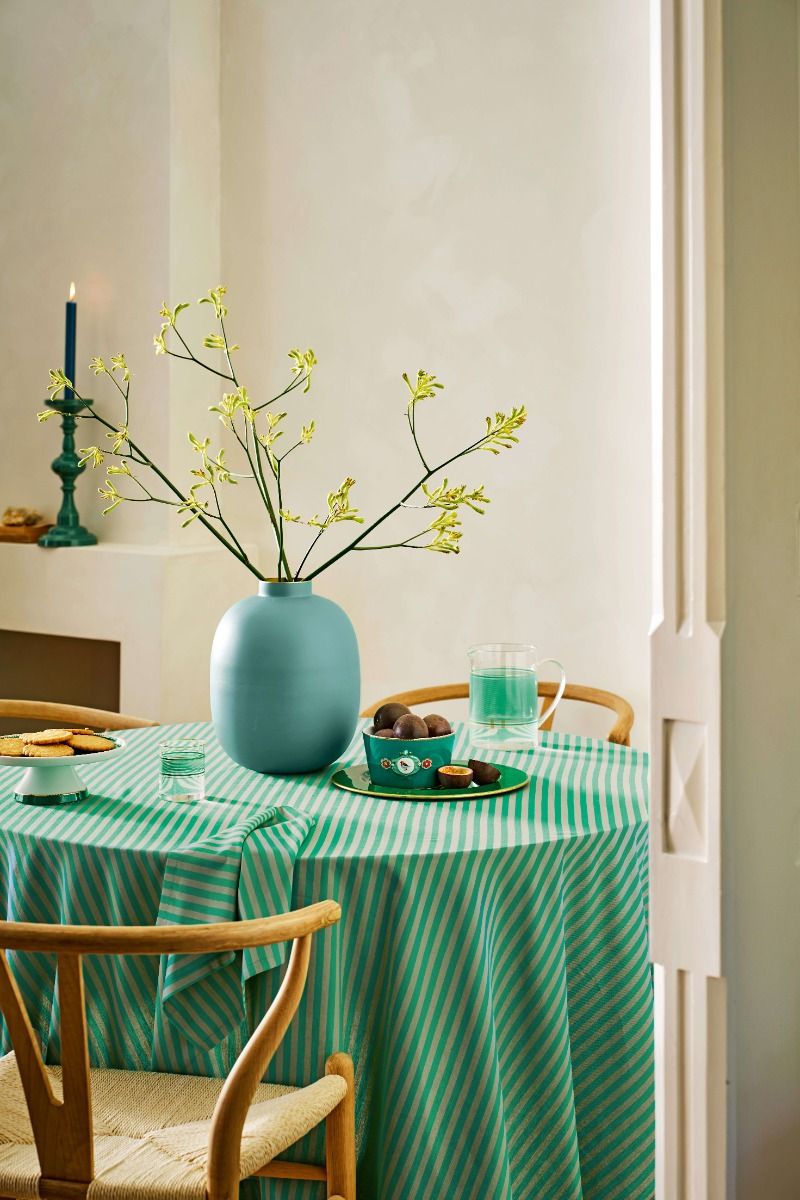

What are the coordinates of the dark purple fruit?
(373, 702, 410, 732)
(392, 713, 429, 740)
(437, 764, 473, 788)
(423, 713, 452, 738)
(371, 727, 396, 739)
(468, 758, 501, 785)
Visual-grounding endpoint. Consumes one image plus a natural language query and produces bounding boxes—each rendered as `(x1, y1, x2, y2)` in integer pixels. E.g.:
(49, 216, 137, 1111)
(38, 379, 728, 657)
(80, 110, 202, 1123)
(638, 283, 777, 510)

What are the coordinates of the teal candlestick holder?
(38, 395, 98, 548)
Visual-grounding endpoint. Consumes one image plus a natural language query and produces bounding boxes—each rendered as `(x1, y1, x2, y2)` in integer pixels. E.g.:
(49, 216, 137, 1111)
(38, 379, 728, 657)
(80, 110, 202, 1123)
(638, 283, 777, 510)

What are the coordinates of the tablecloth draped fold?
(158, 806, 315, 1048)
(0, 789, 315, 1054)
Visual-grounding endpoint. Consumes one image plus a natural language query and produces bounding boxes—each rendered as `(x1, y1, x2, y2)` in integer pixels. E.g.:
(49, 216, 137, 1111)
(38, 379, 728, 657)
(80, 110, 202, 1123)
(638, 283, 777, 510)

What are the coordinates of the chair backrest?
(361, 681, 634, 745)
(0, 699, 157, 730)
(0, 902, 340, 1198)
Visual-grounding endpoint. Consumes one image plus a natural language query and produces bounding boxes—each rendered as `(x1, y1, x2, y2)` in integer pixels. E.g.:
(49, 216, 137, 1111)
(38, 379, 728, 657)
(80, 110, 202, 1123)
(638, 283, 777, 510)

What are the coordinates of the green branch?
(168, 326, 235, 382)
(252, 372, 308, 412)
(169, 311, 292, 578)
(354, 529, 430, 551)
(277, 460, 285, 580)
(407, 407, 429, 471)
(236, 422, 292, 578)
(46, 290, 526, 586)
(64, 386, 265, 580)
(294, 527, 326, 580)
(303, 435, 486, 579)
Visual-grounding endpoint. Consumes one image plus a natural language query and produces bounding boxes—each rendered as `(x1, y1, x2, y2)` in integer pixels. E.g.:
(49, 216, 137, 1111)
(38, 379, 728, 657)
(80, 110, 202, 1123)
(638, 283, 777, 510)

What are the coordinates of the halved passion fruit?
(437, 764, 474, 789)
(468, 758, 501, 785)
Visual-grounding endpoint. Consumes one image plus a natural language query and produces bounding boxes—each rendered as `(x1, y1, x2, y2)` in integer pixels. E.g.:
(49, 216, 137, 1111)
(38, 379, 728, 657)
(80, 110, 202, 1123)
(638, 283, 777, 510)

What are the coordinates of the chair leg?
(325, 1052, 356, 1200)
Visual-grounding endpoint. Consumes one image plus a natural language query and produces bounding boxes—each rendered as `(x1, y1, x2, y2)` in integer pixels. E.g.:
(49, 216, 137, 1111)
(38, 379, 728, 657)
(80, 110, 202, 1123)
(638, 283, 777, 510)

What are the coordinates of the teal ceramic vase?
(210, 580, 360, 774)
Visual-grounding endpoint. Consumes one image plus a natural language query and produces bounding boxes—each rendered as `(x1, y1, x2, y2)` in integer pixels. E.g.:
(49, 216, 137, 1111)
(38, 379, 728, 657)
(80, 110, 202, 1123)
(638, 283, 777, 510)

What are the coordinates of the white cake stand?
(0, 736, 126, 806)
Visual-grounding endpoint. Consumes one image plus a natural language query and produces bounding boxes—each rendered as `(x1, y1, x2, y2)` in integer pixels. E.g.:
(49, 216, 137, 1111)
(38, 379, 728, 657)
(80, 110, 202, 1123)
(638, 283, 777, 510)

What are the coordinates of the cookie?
(0, 738, 24, 757)
(22, 743, 75, 758)
(20, 729, 74, 745)
(68, 733, 116, 754)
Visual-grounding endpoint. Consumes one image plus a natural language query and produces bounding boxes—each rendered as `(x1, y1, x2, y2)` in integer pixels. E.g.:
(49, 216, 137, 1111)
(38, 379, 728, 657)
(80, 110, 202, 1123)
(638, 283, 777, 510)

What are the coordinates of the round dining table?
(0, 721, 653, 1200)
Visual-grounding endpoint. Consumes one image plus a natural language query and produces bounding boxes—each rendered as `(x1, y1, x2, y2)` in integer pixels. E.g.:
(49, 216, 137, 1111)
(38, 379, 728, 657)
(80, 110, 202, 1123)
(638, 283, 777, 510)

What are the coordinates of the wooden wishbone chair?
(0, 903, 355, 1200)
(362, 681, 635, 746)
(0, 700, 157, 730)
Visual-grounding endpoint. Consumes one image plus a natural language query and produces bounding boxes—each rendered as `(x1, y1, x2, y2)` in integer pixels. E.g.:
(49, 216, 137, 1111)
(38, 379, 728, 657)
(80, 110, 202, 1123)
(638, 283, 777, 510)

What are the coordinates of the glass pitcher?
(468, 643, 566, 750)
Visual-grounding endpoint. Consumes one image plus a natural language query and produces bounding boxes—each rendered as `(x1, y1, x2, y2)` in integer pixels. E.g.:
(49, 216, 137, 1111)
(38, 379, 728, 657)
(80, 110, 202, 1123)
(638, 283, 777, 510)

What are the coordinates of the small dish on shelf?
(0, 734, 126, 806)
(331, 760, 528, 802)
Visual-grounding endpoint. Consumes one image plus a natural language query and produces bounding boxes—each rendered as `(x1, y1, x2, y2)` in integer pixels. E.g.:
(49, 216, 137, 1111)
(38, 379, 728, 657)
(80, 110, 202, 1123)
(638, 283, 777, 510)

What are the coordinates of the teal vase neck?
(259, 580, 313, 598)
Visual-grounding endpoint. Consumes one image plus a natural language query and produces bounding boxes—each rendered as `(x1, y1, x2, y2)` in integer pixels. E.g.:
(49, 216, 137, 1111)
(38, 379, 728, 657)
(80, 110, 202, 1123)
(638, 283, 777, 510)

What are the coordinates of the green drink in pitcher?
(469, 667, 539, 727)
(468, 644, 566, 749)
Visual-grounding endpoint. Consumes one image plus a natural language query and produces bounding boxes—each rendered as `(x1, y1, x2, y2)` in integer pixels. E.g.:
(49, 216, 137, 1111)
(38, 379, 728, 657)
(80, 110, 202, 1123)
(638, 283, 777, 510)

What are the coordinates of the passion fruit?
(392, 713, 429, 740)
(468, 758, 501, 785)
(437, 764, 474, 789)
(373, 702, 410, 732)
(423, 713, 452, 738)
(371, 727, 396, 739)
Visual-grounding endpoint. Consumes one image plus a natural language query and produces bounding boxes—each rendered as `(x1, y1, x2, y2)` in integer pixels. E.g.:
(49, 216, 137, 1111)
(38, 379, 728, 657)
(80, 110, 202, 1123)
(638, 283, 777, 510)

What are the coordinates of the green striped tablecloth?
(0, 722, 653, 1200)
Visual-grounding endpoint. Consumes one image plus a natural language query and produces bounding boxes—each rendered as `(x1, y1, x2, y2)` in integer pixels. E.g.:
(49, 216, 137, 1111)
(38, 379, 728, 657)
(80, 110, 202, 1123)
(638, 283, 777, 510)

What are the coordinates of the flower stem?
(354, 529, 429, 551)
(252, 372, 308, 412)
(209, 477, 249, 559)
(168, 329, 235, 382)
(69, 389, 265, 579)
(304, 435, 486, 580)
(277, 460, 285, 581)
(169, 316, 291, 578)
(294, 527, 326, 580)
(214, 310, 293, 574)
(246, 426, 292, 577)
(219, 316, 239, 387)
(408, 406, 429, 471)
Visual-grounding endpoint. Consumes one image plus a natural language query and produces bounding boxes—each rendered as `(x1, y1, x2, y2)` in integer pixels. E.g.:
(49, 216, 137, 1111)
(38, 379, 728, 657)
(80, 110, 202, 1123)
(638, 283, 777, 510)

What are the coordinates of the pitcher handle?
(537, 659, 566, 727)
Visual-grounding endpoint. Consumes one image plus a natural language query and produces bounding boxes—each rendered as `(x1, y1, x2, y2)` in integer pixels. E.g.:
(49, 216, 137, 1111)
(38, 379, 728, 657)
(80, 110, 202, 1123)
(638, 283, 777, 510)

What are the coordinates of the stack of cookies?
(0, 729, 117, 758)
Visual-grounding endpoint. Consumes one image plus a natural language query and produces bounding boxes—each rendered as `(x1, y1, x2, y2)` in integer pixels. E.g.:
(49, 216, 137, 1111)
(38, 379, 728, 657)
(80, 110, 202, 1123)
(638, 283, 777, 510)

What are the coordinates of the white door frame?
(650, 1, 727, 1196)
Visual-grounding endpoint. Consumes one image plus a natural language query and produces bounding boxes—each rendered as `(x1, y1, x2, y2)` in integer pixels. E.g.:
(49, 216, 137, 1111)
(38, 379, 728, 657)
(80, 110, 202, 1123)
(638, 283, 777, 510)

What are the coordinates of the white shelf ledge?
(0, 541, 258, 722)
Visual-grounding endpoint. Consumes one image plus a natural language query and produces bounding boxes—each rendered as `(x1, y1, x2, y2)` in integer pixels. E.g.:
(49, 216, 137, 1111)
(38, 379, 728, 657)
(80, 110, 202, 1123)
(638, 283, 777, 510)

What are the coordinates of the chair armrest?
(207, 934, 315, 1198)
(0, 901, 341, 955)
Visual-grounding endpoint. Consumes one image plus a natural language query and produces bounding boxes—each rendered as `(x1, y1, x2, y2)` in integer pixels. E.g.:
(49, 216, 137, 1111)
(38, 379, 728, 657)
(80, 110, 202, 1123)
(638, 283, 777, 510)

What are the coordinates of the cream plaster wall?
(0, 0, 251, 721)
(220, 0, 651, 735)
(0, 0, 232, 545)
(1, 0, 172, 543)
(1, 0, 651, 734)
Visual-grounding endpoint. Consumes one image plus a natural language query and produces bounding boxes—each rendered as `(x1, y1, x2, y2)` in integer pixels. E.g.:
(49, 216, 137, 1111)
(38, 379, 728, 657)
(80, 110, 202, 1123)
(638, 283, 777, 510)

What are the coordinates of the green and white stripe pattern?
(0, 722, 653, 1200)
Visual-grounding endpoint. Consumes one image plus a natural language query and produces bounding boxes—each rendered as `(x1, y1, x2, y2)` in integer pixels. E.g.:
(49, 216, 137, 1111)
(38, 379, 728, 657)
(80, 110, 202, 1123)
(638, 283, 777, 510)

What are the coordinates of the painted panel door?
(650, 2, 727, 1196)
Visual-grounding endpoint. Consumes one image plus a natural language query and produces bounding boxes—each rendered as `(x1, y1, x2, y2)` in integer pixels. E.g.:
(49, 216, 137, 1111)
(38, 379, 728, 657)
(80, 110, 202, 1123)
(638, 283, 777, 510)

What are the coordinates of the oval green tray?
(331, 761, 528, 801)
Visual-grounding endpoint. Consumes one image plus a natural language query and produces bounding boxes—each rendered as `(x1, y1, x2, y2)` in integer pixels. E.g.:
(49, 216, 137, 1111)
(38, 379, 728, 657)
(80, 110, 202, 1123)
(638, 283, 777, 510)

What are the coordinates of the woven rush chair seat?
(0, 1053, 346, 1200)
(0, 904, 356, 1200)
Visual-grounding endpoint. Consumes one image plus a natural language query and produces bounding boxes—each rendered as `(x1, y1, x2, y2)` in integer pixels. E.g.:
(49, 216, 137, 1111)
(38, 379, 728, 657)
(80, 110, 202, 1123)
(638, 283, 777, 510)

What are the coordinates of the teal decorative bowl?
(363, 727, 456, 789)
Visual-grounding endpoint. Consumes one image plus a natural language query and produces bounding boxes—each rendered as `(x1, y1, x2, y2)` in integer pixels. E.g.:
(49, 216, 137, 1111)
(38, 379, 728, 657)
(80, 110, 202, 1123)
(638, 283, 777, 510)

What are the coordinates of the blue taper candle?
(64, 281, 77, 401)
(39, 279, 96, 547)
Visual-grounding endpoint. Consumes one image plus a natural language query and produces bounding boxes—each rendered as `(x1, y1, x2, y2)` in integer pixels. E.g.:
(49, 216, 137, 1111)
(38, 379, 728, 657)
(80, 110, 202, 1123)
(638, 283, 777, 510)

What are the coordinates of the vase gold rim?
(258, 579, 313, 597)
